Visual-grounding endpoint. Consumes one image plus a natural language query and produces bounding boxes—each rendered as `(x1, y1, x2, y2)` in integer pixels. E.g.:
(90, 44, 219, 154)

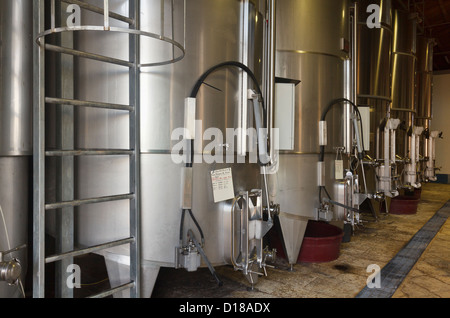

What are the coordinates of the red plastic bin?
(297, 221, 344, 263)
(388, 195, 419, 215)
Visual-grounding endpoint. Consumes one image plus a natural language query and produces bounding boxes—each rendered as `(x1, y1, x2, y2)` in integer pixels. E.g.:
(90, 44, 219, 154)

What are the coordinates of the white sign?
(335, 160, 344, 180)
(211, 168, 235, 203)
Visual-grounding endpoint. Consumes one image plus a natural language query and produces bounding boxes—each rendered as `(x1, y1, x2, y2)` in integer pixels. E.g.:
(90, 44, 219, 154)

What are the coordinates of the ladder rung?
(46, 97, 134, 111)
(87, 282, 135, 299)
(45, 43, 133, 68)
(45, 149, 134, 157)
(45, 193, 135, 210)
(45, 237, 135, 264)
(61, 0, 135, 25)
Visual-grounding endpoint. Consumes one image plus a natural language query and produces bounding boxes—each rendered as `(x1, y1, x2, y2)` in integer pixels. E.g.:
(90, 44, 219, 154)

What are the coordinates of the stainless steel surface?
(0, 0, 32, 298)
(415, 36, 436, 182)
(0, 157, 29, 298)
(0, 259, 22, 285)
(141, 0, 264, 269)
(263, 0, 277, 158)
(35, 0, 154, 298)
(276, 0, 349, 154)
(0, 0, 33, 157)
(276, 212, 308, 265)
(415, 37, 434, 122)
(229, 189, 273, 285)
(272, 0, 349, 264)
(33, 0, 46, 298)
(390, 9, 418, 189)
(355, 0, 397, 200)
(391, 10, 417, 113)
(69, 0, 265, 297)
(141, 0, 262, 153)
(356, 0, 392, 104)
(356, 0, 393, 159)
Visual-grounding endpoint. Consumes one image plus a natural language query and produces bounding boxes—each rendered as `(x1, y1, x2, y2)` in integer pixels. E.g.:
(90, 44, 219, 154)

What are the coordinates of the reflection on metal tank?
(416, 37, 434, 125)
(357, 0, 392, 103)
(141, 0, 272, 288)
(391, 9, 419, 189)
(74, 0, 268, 296)
(273, 0, 349, 264)
(0, 0, 32, 298)
(415, 36, 439, 182)
(355, 0, 397, 200)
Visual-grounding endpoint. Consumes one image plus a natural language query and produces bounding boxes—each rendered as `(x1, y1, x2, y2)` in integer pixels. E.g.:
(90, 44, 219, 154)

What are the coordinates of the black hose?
(186, 61, 266, 167)
(179, 208, 205, 246)
(181, 61, 264, 248)
(188, 209, 205, 246)
(189, 61, 265, 116)
(319, 98, 366, 162)
(318, 98, 366, 205)
(179, 209, 186, 243)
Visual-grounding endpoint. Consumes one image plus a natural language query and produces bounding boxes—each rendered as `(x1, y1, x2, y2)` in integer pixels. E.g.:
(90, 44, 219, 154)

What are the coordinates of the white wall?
(431, 72, 450, 175)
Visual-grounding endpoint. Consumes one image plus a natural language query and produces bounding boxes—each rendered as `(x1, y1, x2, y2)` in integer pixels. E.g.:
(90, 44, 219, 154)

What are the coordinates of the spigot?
(0, 259, 22, 286)
(264, 203, 280, 218)
(263, 246, 277, 264)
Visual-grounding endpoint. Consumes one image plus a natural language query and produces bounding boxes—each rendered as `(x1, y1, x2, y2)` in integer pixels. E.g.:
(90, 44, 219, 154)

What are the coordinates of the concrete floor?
(152, 183, 450, 298)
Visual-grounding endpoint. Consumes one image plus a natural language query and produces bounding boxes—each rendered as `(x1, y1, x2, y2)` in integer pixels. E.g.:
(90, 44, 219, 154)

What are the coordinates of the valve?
(0, 259, 21, 286)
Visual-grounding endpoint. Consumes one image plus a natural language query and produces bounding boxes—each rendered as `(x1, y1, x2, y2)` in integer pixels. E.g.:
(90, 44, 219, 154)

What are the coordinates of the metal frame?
(33, 0, 141, 299)
(32, 0, 184, 299)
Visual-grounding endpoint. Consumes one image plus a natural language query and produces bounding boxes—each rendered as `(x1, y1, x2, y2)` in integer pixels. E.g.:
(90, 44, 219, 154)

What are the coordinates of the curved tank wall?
(356, 0, 393, 197)
(390, 9, 418, 188)
(74, 0, 134, 261)
(142, 0, 265, 267)
(390, 9, 417, 160)
(70, 0, 264, 295)
(415, 36, 436, 182)
(273, 0, 350, 264)
(416, 37, 434, 124)
(0, 0, 32, 298)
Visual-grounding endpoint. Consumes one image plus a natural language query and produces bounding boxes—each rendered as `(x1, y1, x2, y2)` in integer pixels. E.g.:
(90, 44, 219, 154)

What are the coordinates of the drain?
(356, 201, 450, 298)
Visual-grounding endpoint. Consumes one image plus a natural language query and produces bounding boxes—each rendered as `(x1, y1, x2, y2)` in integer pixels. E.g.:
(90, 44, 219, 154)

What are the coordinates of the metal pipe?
(33, 0, 46, 299)
(230, 197, 241, 270)
(45, 237, 135, 264)
(241, 192, 249, 275)
(44, 43, 134, 68)
(45, 97, 134, 111)
(46, 149, 134, 157)
(263, 0, 276, 161)
(383, 123, 390, 191)
(87, 282, 135, 299)
(251, 94, 271, 165)
(38, 27, 185, 68)
(45, 193, 135, 210)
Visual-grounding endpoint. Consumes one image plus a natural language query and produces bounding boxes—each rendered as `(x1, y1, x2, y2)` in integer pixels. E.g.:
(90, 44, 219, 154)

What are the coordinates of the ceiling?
(396, 0, 450, 72)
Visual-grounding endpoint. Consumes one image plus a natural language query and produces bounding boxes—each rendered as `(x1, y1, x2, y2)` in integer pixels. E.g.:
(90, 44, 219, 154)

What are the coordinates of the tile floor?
(152, 183, 450, 298)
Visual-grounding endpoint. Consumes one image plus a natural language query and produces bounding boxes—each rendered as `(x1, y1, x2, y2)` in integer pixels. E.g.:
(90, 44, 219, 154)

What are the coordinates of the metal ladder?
(33, 0, 141, 298)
